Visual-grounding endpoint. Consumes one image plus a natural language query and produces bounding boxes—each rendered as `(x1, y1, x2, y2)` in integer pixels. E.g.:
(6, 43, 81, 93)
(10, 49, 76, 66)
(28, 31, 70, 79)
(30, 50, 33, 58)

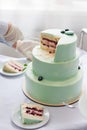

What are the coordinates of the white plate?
(11, 106, 50, 129)
(0, 62, 28, 77)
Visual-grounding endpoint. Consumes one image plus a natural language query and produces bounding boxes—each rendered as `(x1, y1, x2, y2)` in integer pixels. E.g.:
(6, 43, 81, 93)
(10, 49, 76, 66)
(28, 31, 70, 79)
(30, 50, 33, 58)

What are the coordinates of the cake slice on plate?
(20, 103, 44, 124)
(3, 60, 24, 73)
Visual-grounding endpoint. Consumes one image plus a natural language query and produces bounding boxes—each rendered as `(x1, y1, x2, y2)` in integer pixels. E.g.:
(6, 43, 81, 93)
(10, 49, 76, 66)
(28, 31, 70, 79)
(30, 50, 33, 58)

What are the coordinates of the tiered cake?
(24, 29, 83, 106)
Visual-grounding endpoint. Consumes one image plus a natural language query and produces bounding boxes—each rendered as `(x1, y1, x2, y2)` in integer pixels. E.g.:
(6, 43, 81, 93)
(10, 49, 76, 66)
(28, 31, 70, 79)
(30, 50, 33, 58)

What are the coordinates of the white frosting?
(32, 45, 54, 63)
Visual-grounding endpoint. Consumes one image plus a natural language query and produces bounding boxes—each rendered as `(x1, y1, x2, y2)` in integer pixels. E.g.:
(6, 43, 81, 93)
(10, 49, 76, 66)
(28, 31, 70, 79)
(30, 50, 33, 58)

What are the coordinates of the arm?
(4, 23, 24, 48)
(0, 21, 8, 35)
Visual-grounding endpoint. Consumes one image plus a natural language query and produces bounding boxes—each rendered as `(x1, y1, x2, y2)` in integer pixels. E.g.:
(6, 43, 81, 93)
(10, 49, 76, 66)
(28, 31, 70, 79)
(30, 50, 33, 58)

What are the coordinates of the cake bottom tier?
(24, 64, 83, 106)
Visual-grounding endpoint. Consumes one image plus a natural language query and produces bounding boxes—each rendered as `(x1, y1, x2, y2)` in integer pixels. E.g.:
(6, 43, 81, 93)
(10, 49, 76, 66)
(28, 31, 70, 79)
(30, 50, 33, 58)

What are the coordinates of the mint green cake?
(24, 29, 83, 106)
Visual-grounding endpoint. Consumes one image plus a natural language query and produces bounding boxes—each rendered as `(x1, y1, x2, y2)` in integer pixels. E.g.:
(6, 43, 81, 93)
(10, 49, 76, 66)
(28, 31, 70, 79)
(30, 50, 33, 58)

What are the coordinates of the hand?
(12, 42, 17, 48)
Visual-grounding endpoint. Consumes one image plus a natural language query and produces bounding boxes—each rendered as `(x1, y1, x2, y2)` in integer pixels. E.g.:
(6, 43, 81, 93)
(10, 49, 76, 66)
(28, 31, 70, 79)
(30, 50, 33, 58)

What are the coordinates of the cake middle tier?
(32, 46, 79, 81)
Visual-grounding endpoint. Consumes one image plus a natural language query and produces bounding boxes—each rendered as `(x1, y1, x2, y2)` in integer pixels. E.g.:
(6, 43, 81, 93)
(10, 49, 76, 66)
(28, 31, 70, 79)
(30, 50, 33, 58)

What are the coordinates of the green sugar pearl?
(38, 76, 43, 81)
(65, 30, 74, 35)
(61, 30, 65, 34)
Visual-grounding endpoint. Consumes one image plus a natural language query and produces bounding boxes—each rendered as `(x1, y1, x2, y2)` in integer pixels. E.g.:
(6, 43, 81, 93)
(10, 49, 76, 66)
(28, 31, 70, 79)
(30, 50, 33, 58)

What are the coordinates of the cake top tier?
(40, 29, 77, 62)
(41, 29, 77, 47)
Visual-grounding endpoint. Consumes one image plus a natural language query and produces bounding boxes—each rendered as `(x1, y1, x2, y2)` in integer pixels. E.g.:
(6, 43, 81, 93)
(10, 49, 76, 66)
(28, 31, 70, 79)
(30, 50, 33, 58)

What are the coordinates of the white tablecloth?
(0, 48, 87, 130)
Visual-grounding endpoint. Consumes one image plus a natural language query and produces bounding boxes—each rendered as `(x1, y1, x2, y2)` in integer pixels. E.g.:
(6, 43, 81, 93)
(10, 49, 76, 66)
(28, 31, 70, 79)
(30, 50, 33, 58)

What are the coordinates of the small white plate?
(11, 106, 50, 129)
(0, 62, 28, 77)
(0, 68, 27, 77)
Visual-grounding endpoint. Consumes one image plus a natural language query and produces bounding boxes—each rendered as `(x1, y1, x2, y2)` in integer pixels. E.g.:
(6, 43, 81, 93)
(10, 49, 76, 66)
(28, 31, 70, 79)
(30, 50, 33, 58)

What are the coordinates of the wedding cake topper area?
(40, 29, 77, 62)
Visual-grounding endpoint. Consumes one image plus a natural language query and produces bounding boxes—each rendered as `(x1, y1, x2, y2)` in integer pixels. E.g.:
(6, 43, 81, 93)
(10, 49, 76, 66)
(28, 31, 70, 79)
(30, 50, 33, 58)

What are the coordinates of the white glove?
(16, 40, 39, 60)
(4, 24, 24, 47)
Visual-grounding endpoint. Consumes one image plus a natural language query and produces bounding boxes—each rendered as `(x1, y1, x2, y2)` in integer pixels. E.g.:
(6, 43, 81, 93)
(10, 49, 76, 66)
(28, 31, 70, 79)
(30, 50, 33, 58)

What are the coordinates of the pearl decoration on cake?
(38, 76, 43, 81)
(65, 29, 69, 31)
(65, 30, 74, 35)
(61, 30, 65, 34)
(60, 29, 74, 36)
(78, 66, 81, 70)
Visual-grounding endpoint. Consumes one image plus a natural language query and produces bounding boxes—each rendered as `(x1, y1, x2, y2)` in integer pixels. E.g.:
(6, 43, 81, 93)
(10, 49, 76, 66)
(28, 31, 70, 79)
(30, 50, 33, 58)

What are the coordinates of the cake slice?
(3, 60, 24, 73)
(20, 103, 44, 124)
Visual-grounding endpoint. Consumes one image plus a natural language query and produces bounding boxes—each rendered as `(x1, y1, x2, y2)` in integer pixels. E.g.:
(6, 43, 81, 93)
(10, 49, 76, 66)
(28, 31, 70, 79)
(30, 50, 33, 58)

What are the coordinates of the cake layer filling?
(42, 38, 57, 45)
(8, 62, 23, 71)
(3, 60, 24, 73)
(32, 46, 79, 81)
(25, 63, 83, 105)
(25, 106, 43, 116)
(41, 37, 59, 53)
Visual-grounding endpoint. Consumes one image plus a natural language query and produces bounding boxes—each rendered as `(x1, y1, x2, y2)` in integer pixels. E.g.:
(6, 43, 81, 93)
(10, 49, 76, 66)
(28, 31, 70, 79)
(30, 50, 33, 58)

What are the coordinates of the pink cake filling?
(42, 38, 57, 45)
(25, 107, 43, 116)
(8, 62, 23, 71)
(41, 37, 59, 53)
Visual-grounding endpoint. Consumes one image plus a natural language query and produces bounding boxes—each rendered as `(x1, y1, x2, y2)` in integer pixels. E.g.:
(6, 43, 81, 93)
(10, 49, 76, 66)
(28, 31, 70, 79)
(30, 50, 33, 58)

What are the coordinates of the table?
(0, 48, 87, 130)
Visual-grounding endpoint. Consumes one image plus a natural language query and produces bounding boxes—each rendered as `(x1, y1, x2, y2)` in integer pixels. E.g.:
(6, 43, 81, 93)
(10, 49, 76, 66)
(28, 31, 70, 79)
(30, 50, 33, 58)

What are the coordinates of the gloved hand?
(16, 40, 39, 60)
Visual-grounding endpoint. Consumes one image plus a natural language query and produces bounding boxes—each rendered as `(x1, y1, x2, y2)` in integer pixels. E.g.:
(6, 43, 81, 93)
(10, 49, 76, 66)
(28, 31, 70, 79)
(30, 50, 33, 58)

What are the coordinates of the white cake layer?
(32, 46, 79, 81)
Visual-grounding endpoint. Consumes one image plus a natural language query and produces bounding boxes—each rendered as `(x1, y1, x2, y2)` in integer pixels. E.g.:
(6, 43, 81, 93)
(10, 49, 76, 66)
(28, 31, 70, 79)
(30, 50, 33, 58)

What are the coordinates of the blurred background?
(0, 0, 87, 47)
